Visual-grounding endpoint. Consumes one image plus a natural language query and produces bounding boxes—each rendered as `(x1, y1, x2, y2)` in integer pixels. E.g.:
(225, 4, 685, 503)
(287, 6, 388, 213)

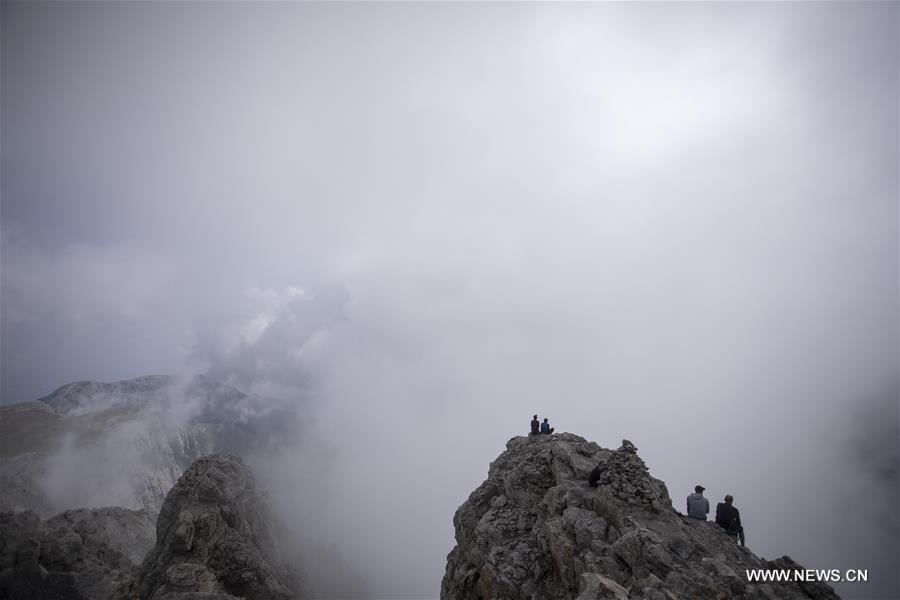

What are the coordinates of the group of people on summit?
(686, 485, 746, 546)
(529, 415, 555, 435)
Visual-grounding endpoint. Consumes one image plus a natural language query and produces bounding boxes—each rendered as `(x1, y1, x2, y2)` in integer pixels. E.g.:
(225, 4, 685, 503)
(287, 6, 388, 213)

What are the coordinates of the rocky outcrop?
(0, 506, 156, 600)
(138, 454, 302, 600)
(442, 434, 841, 600)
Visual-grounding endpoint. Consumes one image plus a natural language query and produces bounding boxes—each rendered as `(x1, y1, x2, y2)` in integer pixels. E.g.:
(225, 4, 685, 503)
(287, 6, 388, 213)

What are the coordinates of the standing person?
(715, 494, 745, 546)
(540, 418, 555, 434)
(686, 485, 709, 520)
(530, 415, 540, 435)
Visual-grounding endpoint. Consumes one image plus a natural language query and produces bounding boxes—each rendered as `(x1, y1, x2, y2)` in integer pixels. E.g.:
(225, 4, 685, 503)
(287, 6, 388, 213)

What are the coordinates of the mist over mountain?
(0, 375, 365, 598)
(0, 375, 296, 516)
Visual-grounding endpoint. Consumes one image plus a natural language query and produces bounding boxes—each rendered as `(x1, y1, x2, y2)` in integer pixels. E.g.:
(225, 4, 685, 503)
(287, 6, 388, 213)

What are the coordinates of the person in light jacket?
(686, 485, 709, 520)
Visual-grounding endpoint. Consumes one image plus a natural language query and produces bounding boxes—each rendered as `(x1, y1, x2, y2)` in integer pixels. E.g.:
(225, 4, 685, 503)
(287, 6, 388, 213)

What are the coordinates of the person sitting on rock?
(530, 415, 540, 435)
(715, 494, 745, 546)
(588, 463, 603, 487)
(539, 418, 555, 434)
(686, 485, 709, 520)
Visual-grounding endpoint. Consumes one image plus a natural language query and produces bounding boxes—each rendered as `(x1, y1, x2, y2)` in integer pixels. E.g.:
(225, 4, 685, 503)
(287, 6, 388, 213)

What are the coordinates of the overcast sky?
(2, 2, 898, 598)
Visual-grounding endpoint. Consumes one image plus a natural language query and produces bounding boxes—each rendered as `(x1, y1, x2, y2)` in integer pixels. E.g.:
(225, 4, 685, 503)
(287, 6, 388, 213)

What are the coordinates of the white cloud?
(2, 2, 897, 597)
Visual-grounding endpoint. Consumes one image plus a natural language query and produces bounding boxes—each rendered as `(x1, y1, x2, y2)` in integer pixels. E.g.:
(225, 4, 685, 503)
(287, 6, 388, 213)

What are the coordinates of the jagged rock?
(138, 454, 302, 600)
(0, 506, 156, 600)
(441, 433, 842, 600)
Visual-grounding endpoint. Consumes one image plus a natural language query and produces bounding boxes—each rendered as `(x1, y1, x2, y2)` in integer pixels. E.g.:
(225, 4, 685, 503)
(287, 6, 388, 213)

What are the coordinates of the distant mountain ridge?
(35, 374, 262, 422)
(0, 375, 294, 517)
(36, 375, 188, 416)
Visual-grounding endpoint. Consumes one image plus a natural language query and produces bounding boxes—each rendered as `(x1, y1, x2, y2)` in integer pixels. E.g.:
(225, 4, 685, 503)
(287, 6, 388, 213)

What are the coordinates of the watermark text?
(746, 569, 868, 584)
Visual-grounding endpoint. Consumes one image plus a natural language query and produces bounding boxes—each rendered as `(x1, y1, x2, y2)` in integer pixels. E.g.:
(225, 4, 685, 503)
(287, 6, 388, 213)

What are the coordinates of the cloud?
(2, 2, 898, 598)
(196, 285, 347, 399)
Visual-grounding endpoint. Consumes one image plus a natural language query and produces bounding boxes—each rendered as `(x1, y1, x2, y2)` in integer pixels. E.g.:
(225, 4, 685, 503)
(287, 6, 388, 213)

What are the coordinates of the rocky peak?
(137, 454, 302, 600)
(442, 433, 841, 600)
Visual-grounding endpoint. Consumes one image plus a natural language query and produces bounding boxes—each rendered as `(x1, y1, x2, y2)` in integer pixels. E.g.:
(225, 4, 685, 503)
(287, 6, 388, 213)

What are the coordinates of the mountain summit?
(442, 433, 840, 600)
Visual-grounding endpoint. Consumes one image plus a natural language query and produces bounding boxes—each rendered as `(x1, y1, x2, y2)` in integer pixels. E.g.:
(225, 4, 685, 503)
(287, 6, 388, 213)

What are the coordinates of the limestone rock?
(0, 506, 156, 600)
(441, 433, 841, 600)
(137, 454, 302, 600)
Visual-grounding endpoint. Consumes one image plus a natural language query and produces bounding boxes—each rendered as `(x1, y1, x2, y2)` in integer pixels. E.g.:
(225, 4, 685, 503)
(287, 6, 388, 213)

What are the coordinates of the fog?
(2, 2, 897, 598)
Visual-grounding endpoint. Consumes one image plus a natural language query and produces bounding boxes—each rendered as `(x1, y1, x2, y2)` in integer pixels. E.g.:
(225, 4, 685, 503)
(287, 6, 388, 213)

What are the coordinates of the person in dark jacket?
(686, 485, 709, 520)
(588, 463, 603, 487)
(715, 494, 745, 546)
(540, 418, 555, 434)
(530, 415, 540, 435)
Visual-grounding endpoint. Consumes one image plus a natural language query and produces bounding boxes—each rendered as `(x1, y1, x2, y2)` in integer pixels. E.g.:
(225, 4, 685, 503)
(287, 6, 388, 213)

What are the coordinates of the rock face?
(138, 454, 302, 600)
(442, 434, 841, 600)
(0, 506, 156, 600)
